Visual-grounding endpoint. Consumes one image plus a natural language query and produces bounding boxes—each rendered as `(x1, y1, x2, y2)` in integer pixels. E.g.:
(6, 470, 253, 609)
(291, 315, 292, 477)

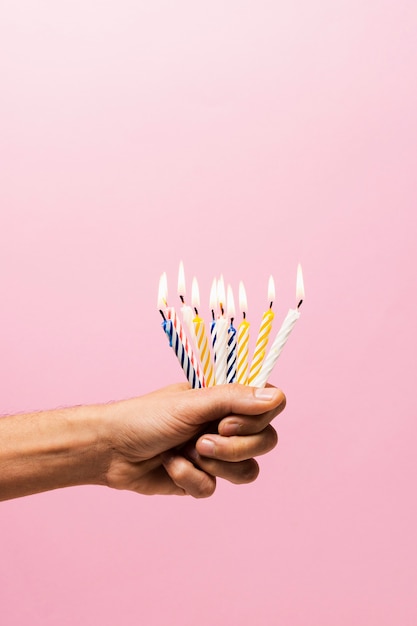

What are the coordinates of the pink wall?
(1, 2, 416, 624)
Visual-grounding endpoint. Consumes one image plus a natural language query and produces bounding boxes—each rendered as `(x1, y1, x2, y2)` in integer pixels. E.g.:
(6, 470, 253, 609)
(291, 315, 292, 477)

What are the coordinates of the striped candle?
(226, 285, 237, 383)
(213, 275, 228, 385)
(236, 281, 250, 384)
(209, 278, 217, 380)
(168, 307, 205, 388)
(177, 261, 197, 349)
(252, 264, 304, 387)
(192, 277, 215, 387)
(247, 276, 275, 386)
(158, 273, 205, 389)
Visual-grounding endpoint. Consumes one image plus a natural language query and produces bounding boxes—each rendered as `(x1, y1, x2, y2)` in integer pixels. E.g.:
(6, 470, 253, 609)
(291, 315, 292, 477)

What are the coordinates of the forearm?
(0, 405, 110, 501)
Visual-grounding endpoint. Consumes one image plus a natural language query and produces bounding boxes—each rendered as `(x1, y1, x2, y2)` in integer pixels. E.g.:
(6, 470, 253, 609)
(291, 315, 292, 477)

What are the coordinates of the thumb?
(176, 383, 286, 427)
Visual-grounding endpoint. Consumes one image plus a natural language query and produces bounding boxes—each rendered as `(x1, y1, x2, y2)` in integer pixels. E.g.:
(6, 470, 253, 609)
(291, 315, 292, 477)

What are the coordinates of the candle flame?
(191, 277, 200, 309)
(227, 284, 236, 319)
(239, 281, 247, 314)
(158, 272, 168, 310)
(177, 260, 186, 298)
(209, 278, 218, 311)
(268, 275, 275, 305)
(217, 275, 226, 314)
(296, 263, 304, 306)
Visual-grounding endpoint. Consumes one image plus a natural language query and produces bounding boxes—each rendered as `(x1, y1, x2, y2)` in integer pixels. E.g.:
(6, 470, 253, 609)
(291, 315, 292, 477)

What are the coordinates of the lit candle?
(237, 281, 250, 385)
(209, 277, 218, 369)
(158, 273, 205, 388)
(211, 275, 228, 385)
(177, 261, 196, 347)
(252, 264, 304, 387)
(226, 285, 237, 383)
(247, 276, 275, 385)
(192, 277, 215, 387)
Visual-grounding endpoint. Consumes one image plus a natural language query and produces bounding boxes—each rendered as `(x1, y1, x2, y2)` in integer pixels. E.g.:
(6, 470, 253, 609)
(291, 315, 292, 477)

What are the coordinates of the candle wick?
(231, 317, 234, 326)
(159, 309, 167, 321)
(194, 307, 198, 316)
(269, 301, 273, 309)
(211, 310, 215, 321)
(297, 299, 303, 309)
(243, 311, 246, 320)
(180, 295, 185, 304)
(220, 305, 224, 316)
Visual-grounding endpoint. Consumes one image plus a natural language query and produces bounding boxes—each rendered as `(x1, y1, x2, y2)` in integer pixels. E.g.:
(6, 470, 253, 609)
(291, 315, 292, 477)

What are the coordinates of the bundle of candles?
(158, 262, 304, 389)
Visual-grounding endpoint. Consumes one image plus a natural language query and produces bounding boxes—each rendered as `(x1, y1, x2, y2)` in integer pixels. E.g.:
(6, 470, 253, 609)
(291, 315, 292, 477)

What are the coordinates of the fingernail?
(254, 387, 279, 400)
(221, 421, 241, 436)
(199, 438, 216, 456)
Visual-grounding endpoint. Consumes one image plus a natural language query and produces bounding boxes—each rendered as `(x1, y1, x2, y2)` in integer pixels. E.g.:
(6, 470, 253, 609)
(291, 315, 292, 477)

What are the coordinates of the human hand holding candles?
(0, 382, 285, 500)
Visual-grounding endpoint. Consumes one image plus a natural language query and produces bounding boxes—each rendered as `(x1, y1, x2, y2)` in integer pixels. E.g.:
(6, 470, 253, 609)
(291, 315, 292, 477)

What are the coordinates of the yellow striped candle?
(237, 281, 250, 384)
(191, 277, 215, 387)
(247, 276, 275, 386)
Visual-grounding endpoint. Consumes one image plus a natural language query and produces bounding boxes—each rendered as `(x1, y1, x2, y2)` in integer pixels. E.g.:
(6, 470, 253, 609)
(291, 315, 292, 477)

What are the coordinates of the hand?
(102, 383, 286, 498)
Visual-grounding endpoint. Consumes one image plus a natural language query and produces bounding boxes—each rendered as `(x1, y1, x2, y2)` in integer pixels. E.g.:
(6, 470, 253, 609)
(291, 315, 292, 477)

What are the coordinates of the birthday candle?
(215, 276, 228, 385)
(252, 264, 304, 388)
(177, 261, 196, 347)
(247, 276, 275, 385)
(210, 275, 228, 385)
(192, 277, 215, 387)
(209, 277, 217, 370)
(158, 273, 205, 388)
(237, 281, 250, 385)
(226, 285, 237, 383)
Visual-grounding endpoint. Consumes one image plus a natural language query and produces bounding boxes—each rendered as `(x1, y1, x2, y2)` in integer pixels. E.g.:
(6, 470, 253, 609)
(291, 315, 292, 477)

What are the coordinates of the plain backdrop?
(1, 2, 416, 625)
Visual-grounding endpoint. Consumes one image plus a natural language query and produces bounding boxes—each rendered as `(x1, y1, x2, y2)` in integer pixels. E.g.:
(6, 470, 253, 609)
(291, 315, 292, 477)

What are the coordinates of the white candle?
(213, 275, 228, 385)
(251, 264, 304, 387)
(177, 261, 196, 347)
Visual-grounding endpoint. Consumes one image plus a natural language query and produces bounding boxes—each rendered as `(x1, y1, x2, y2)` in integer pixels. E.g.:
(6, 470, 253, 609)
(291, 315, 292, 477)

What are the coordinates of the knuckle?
(241, 460, 259, 483)
(231, 439, 243, 461)
(266, 426, 278, 450)
(194, 476, 216, 499)
(171, 458, 190, 484)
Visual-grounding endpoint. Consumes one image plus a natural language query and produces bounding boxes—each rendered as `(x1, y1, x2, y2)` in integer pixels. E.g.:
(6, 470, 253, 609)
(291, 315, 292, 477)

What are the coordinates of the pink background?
(1, 1, 416, 624)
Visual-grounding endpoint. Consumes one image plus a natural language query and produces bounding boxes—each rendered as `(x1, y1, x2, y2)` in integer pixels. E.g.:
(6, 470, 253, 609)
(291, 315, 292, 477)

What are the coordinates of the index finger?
(217, 392, 286, 436)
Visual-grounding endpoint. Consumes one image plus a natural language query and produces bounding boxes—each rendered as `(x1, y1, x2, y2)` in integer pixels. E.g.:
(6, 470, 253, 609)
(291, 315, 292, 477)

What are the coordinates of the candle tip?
(296, 263, 304, 305)
(239, 281, 248, 314)
(268, 275, 275, 305)
(178, 261, 186, 298)
(227, 284, 236, 319)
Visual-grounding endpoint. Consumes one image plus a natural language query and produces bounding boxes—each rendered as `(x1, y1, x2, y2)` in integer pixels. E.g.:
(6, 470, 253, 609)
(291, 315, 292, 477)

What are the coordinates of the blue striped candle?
(226, 284, 237, 383)
(158, 273, 204, 389)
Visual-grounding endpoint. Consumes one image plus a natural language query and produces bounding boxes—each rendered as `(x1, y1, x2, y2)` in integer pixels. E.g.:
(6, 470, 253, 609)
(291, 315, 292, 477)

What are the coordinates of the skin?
(0, 383, 286, 501)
